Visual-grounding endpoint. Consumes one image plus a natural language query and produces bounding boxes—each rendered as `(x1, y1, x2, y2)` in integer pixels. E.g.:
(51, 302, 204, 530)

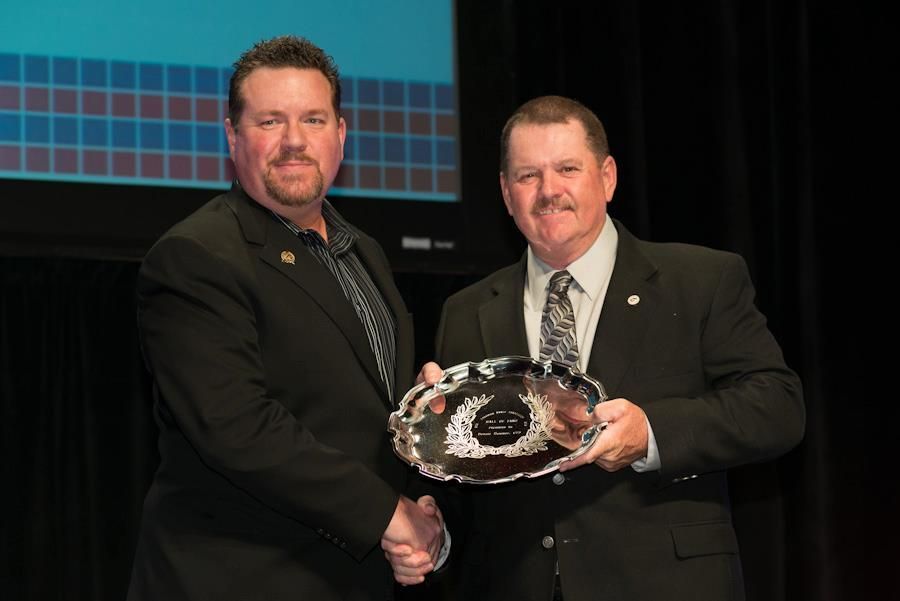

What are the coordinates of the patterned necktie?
(538, 270, 579, 366)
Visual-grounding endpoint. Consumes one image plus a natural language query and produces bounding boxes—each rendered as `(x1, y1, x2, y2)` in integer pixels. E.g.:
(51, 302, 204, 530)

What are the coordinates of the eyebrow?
(248, 107, 332, 119)
(511, 157, 583, 171)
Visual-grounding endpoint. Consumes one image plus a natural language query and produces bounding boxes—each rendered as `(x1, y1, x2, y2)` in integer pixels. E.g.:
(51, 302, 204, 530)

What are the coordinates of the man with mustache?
(127, 36, 444, 600)
(422, 95, 804, 601)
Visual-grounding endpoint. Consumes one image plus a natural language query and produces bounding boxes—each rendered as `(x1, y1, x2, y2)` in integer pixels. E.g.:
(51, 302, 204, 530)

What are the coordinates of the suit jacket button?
(552, 473, 565, 485)
(541, 536, 555, 549)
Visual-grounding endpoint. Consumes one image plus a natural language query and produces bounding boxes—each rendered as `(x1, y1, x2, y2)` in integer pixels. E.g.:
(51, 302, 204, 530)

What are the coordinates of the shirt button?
(552, 473, 565, 485)
(541, 536, 555, 549)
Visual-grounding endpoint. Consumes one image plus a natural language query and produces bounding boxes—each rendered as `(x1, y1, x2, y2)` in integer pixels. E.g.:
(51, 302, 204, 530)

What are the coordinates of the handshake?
(378, 362, 448, 585)
(381, 494, 446, 585)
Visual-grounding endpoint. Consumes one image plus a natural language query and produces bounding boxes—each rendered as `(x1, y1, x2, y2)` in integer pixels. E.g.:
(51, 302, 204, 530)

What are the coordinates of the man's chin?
(272, 193, 320, 208)
(265, 179, 323, 209)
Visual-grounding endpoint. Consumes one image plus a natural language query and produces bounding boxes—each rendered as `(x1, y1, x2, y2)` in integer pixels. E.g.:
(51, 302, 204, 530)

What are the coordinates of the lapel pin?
(280, 250, 295, 265)
(627, 294, 640, 306)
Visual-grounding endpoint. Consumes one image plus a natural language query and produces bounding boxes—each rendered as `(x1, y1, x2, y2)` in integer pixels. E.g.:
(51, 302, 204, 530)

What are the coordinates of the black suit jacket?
(128, 186, 414, 601)
(435, 221, 804, 601)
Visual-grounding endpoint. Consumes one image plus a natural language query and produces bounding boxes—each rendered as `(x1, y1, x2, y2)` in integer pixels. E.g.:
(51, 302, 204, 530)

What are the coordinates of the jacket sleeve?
(642, 254, 805, 484)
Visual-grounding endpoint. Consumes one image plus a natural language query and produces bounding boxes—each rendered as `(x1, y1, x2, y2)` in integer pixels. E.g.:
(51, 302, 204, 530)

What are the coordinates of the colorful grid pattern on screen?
(0, 53, 459, 201)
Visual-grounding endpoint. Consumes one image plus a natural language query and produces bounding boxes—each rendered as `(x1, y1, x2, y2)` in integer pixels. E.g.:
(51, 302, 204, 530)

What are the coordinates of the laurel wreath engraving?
(444, 392, 554, 459)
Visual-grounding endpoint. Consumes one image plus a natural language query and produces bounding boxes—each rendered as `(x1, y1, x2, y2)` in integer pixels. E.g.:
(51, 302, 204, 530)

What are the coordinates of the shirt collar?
(271, 199, 358, 254)
(525, 217, 618, 307)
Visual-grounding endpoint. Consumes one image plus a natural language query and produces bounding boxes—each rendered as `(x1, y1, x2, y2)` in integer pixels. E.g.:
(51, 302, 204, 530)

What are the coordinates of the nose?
(539, 170, 563, 198)
(282, 120, 307, 151)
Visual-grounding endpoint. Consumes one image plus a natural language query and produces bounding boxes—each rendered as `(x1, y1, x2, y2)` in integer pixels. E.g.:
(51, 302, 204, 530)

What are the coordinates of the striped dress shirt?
(273, 201, 397, 401)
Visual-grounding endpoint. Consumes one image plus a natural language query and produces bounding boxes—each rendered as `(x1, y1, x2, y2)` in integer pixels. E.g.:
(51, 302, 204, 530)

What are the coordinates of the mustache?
(532, 196, 574, 215)
(270, 152, 318, 166)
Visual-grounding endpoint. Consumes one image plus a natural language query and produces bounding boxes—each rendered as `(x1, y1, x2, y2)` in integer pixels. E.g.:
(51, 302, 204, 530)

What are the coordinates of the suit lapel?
(227, 189, 388, 404)
(586, 222, 659, 396)
(478, 257, 531, 359)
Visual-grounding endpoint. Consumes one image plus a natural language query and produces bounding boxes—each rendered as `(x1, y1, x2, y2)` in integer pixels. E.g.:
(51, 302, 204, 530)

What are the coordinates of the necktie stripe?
(538, 270, 579, 367)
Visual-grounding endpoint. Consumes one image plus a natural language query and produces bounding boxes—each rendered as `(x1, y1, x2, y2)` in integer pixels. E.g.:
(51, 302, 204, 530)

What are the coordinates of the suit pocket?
(670, 521, 739, 558)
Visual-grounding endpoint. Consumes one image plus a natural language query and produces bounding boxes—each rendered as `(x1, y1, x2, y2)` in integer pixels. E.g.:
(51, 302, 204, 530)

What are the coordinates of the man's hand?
(381, 495, 445, 585)
(558, 398, 649, 472)
(415, 361, 443, 386)
(415, 362, 446, 414)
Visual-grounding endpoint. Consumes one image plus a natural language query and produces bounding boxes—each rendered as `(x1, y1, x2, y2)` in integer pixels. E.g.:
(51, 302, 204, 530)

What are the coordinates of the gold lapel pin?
(627, 294, 641, 306)
(280, 250, 295, 265)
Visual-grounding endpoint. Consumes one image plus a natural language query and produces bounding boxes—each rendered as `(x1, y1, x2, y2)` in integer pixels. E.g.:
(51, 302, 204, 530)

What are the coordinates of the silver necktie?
(538, 270, 579, 366)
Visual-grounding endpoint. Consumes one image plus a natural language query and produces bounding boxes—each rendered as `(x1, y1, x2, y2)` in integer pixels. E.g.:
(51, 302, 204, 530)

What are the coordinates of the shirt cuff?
(433, 522, 452, 571)
(631, 416, 661, 472)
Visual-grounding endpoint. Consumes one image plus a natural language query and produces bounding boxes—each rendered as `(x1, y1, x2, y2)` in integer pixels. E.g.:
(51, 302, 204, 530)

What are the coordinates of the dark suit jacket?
(435, 221, 804, 601)
(127, 185, 414, 601)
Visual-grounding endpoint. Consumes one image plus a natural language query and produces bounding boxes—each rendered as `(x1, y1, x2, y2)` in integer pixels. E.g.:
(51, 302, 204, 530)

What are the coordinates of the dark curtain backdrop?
(0, 2, 875, 600)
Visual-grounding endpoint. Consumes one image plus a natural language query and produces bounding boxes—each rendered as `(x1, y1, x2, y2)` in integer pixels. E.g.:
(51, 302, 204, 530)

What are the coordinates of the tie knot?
(548, 270, 574, 294)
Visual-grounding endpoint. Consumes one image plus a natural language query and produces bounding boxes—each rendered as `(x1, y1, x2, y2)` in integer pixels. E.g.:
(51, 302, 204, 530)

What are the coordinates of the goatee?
(263, 153, 324, 208)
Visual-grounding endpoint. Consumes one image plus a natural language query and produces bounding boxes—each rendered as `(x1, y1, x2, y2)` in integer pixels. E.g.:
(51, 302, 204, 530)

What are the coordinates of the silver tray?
(388, 356, 608, 484)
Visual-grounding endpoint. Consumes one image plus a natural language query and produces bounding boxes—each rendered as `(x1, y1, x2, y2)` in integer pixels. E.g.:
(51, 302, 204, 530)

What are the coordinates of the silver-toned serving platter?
(389, 356, 608, 484)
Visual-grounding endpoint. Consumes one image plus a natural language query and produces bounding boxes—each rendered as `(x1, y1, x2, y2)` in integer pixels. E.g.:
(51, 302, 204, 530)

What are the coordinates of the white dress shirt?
(523, 218, 660, 472)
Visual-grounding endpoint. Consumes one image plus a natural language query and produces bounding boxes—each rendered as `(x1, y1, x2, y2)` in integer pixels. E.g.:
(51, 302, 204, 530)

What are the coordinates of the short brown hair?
(500, 95, 610, 172)
(228, 35, 341, 128)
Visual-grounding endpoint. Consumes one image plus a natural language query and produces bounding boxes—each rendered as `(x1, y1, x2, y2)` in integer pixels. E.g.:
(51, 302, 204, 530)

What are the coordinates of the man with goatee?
(127, 36, 444, 601)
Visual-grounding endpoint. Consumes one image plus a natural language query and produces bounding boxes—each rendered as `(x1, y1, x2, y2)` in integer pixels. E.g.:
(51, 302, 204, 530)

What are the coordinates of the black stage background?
(0, 2, 878, 599)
